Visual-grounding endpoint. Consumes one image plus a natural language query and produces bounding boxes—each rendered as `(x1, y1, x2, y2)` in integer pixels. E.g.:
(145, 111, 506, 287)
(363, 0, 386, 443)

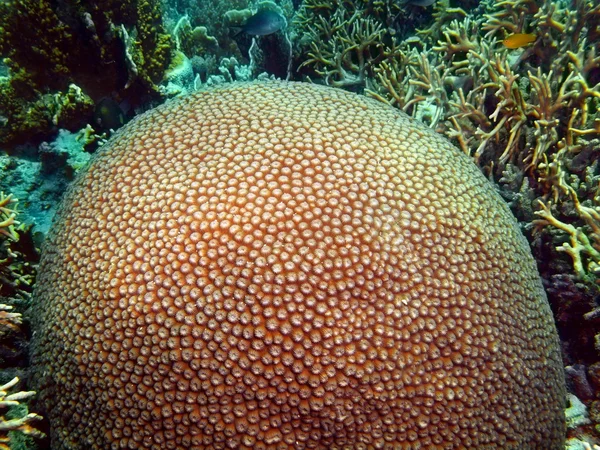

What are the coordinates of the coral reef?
(164, 0, 296, 87)
(293, 0, 398, 90)
(0, 81, 95, 147)
(292, 0, 600, 441)
(0, 191, 34, 300)
(2, 0, 600, 445)
(0, 190, 36, 369)
(0, 130, 93, 242)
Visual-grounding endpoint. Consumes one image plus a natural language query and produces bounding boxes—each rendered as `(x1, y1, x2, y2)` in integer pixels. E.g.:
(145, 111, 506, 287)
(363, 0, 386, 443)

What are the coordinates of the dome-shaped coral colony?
(31, 81, 565, 449)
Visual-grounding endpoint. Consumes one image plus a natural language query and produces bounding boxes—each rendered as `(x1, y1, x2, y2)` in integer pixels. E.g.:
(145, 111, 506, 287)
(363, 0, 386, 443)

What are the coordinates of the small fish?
(502, 33, 536, 49)
(238, 10, 286, 36)
(93, 98, 125, 131)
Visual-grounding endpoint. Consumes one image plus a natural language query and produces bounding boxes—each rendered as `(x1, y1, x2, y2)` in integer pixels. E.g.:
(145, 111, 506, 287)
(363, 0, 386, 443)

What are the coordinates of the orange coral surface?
(31, 81, 565, 449)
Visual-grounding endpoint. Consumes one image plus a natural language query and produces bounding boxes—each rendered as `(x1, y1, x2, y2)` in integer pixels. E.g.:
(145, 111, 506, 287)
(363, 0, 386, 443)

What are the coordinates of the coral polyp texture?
(31, 81, 565, 449)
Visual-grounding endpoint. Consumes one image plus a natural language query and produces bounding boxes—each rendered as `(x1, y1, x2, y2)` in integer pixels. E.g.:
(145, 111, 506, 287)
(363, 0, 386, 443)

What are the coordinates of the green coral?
(0, 0, 73, 92)
(133, 0, 173, 85)
(0, 0, 173, 92)
(98, 0, 173, 88)
(0, 77, 52, 146)
(0, 0, 174, 144)
(51, 84, 95, 131)
(0, 79, 94, 146)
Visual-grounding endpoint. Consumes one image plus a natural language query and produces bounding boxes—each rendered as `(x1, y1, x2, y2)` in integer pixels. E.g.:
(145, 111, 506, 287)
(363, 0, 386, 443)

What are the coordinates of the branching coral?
(0, 192, 35, 299)
(0, 193, 18, 242)
(534, 190, 600, 281)
(0, 193, 41, 444)
(417, 0, 469, 41)
(295, 0, 441, 91)
(482, 0, 538, 39)
(0, 377, 44, 450)
(298, 7, 385, 89)
(0, 190, 41, 446)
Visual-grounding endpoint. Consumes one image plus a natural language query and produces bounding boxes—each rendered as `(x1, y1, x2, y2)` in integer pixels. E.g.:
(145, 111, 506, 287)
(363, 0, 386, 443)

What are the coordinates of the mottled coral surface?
(31, 81, 565, 449)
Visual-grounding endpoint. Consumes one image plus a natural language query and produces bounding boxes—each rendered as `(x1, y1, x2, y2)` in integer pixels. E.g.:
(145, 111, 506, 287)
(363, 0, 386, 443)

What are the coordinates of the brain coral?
(31, 81, 565, 449)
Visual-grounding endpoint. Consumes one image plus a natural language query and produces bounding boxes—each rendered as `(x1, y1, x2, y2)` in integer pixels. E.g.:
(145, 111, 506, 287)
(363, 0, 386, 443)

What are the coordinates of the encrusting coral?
(31, 81, 564, 449)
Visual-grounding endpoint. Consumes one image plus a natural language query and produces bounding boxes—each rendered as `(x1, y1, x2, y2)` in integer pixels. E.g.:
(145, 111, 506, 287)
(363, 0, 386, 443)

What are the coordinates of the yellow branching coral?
(0, 377, 44, 450)
(417, 0, 468, 40)
(433, 17, 480, 67)
(0, 191, 34, 299)
(534, 190, 600, 280)
(0, 190, 42, 448)
(482, 0, 537, 38)
(0, 193, 18, 242)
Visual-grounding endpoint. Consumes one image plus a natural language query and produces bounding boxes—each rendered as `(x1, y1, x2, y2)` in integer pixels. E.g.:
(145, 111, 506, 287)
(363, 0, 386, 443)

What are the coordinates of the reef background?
(0, 0, 598, 448)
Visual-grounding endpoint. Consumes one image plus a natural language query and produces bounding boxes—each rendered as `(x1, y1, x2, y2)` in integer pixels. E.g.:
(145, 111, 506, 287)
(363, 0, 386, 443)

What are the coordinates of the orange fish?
(502, 33, 536, 49)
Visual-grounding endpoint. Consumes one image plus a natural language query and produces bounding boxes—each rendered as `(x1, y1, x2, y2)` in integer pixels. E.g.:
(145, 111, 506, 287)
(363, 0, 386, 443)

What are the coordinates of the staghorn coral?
(527, 0, 600, 285)
(294, 0, 406, 91)
(31, 81, 564, 449)
(0, 190, 36, 367)
(0, 193, 18, 242)
(0, 192, 35, 289)
(367, 0, 599, 175)
(0, 377, 45, 450)
(534, 190, 600, 282)
(0, 195, 42, 448)
(298, 8, 386, 89)
(481, 0, 538, 39)
(0, 376, 44, 450)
